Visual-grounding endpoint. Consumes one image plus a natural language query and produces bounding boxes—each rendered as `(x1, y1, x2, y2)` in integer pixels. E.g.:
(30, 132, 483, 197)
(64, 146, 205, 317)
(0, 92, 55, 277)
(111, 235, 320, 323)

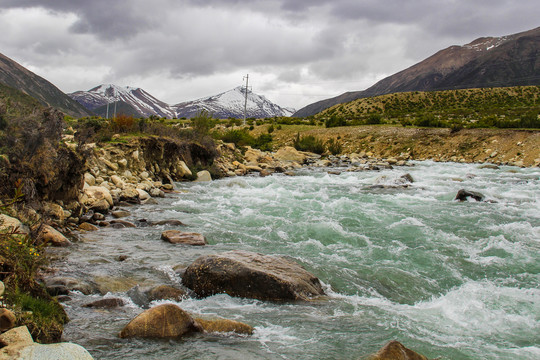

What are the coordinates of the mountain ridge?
(293, 26, 540, 117)
(69, 85, 295, 119)
(0, 52, 93, 118)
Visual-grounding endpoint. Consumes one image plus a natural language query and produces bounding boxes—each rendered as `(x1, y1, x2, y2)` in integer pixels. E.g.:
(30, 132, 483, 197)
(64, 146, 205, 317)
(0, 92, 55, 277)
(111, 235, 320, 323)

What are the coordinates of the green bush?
(293, 133, 325, 154)
(366, 113, 382, 124)
(326, 138, 343, 155)
(325, 115, 347, 128)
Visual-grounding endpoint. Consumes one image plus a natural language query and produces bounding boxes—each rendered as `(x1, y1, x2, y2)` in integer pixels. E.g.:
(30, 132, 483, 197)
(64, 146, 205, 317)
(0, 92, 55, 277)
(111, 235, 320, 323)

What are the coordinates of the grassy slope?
(316, 86, 540, 125)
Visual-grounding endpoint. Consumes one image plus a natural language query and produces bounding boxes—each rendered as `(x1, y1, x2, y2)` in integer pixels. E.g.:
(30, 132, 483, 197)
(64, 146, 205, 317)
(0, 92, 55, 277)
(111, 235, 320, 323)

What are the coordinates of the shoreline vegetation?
(0, 84, 539, 358)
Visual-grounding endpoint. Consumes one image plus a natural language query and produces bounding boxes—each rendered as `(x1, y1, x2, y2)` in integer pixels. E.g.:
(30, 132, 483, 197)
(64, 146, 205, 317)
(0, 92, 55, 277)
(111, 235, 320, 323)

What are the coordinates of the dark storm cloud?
(1, 0, 538, 108)
(1, 0, 163, 39)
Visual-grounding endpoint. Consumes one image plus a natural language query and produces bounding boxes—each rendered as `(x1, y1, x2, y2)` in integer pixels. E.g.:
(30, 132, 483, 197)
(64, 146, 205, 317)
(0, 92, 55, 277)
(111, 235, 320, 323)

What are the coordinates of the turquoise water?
(58, 161, 540, 359)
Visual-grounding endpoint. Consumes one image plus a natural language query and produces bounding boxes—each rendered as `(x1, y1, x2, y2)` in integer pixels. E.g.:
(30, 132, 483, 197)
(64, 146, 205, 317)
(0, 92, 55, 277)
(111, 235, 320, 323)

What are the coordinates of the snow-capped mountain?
(69, 84, 175, 118)
(174, 86, 294, 119)
(69, 84, 294, 119)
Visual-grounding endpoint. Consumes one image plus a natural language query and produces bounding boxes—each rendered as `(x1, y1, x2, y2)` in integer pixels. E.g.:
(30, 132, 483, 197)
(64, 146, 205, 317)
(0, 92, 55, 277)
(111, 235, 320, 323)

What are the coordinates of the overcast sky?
(0, 1, 538, 110)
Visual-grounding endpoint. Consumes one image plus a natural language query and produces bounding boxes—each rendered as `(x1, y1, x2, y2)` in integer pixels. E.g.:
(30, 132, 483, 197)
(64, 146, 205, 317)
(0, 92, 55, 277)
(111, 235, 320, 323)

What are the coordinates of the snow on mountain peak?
(70, 84, 295, 119)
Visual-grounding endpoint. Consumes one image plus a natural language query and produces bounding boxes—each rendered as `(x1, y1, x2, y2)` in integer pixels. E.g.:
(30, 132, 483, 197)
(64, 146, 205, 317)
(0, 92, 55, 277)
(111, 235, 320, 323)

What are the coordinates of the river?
(52, 161, 539, 359)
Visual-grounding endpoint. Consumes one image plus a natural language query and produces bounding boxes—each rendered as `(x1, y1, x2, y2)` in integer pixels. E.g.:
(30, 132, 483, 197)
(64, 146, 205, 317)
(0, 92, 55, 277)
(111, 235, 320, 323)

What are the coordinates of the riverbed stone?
(0, 215, 29, 234)
(78, 222, 99, 232)
(82, 186, 114, 210)
(161, 230, 206, 246)
(112, 210, 131, 218)
(119, 188, 140, 204)
(44, 277, 95, 296)
(83, 298, 125, 309)
(182, 250, 325, 301)
(119, 303, 201, 339)
(39, 225, 71, 247)
(195, 318, 254, 335)
(195, 170, 212, 182)
(9, 342, 94, 360)
(146, 285, 186, 302)
(368, 340, 429, 360)
(273, 146, 307, 163)
(455, 189, 485, 202)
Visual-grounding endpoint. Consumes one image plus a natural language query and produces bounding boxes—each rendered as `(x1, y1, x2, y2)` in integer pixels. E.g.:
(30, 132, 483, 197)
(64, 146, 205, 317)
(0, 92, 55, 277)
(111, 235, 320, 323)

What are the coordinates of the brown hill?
(294, 27, 540, 117)
(0, 52, 93, 118)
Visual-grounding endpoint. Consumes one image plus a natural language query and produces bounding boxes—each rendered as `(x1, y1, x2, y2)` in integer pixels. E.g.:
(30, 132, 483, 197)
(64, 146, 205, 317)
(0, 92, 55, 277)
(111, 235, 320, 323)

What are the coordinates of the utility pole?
(242, 74, 250, 125)
(106, 102, 109, 119)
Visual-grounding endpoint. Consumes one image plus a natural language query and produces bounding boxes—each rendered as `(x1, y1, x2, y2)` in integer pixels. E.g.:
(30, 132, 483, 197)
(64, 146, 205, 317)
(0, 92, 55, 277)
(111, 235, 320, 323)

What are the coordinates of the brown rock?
(0, 309, 16, 332)
(112, 210, 131, 218)
(119, 304, 201, 339)
(152, 219, 186, 226)
(182, 250, 325, 301)
(273, 146, 307, 164)
(110, 220, 137, 228)
(40, 225, 71, 247)
(0, 326, 33, 347)
(195, 318, 254, 335)
(83, 298, 124, 308)
(146, 285, 186, 302)
(161, 230, 207, 246)
(369, 340, 429, 360)
(78, 222, 99, 231)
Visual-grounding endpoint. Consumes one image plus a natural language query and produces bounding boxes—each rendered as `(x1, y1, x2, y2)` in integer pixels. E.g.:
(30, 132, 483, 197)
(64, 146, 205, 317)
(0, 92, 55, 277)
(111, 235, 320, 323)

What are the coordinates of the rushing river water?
(53, 161, 539, 360)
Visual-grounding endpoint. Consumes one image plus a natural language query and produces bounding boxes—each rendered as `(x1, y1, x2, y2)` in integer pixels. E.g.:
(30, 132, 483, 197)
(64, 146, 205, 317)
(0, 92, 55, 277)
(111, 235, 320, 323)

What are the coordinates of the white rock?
(195, 171, 212, 182)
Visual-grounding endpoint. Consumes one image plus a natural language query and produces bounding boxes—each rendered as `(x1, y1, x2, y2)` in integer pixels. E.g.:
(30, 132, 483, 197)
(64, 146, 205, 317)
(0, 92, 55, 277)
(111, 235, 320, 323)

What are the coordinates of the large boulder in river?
(119, 303, 201, 339)
(81, 186, 114, 212)
(39, 225, 72, 247)
(182, 250, 325, 301)
(161, 230, 207, 246)
(273, 146, 307, 164)
(368, 340, 429, 360)
(195, 317, 254, 335)
(454, 189, 485, 202)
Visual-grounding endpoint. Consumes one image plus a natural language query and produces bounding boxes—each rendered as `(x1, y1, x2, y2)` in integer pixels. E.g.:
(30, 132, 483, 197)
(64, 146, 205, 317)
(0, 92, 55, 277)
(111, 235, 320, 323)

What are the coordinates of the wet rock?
(112, 210, 131, 218)
(161, 230, 206, 246)
(136, 189, 151, 201)
(195, 170, 212, 182)
(119, 304, 202, 339)
(146, 285, 187, 302)
(117, 255, 128, 262)
(78, 222, 99, 231)
(83, 298, 125, 309)
(149, 188, 165, 198)
(479, 164, 500, 170)
(182, 250, 325, 301)
(82, 186, 114, 212)
(119, 188, 140, 204)
(39, 225, 71, 247)
(400, 173, 414, 184)
(44, 277, 95, 295)
(6, 342, 94, 359)
(0, 308, 16, 332)
(195, 318, 254, 335)
(368, 340, 429, 360)
(127, 285, 150, 307)
(110, 219, 137, 228)
(455, 189, 485, 202)
(151, 219, 186, 226)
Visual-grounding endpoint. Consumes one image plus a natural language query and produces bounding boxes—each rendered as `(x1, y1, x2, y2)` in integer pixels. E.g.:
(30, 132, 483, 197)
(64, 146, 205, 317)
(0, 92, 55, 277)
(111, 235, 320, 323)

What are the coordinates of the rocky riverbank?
(1, 128, 537, 359)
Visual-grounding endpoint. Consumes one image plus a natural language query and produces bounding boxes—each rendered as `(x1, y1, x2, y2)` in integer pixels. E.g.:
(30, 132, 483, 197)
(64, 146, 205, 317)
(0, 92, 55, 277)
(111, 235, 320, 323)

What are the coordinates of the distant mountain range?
(0, 52, 93, 118)
(293, 26, 540, 117)
(69, 85, 295, 119)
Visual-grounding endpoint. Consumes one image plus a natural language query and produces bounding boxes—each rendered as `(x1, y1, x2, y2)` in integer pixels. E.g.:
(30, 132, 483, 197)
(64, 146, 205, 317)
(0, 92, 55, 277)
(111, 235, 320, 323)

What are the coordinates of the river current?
(53, 161, 539, 359)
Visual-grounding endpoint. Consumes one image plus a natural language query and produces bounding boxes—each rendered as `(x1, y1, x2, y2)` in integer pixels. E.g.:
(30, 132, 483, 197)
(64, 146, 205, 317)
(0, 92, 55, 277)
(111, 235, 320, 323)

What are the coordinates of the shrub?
(268, 124, 274, 133)
(293, 133, 325, 154)
(326, 138, 343, 155)
(253, 134, 273, 151)
(325, 115, 347, 128)
(366, 113, 382, 124)
(191, 110, 216, 135)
